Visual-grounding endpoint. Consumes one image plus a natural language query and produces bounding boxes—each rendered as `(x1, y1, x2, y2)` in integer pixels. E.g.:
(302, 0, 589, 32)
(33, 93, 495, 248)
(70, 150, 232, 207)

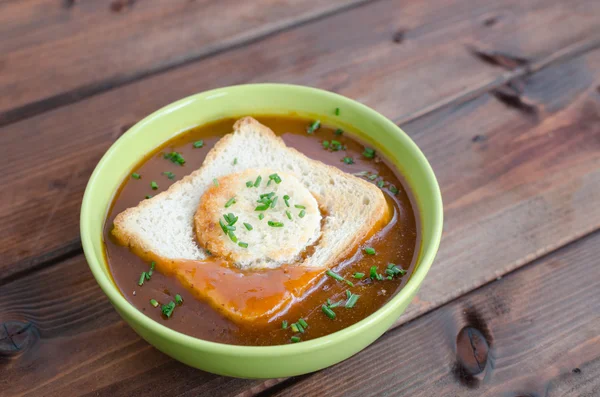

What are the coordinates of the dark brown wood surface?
(1, 0, 600, 396)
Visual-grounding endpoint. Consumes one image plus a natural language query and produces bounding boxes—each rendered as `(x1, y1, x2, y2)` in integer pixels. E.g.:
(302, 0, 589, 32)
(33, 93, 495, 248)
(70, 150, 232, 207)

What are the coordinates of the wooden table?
(1, 0, 599, 395)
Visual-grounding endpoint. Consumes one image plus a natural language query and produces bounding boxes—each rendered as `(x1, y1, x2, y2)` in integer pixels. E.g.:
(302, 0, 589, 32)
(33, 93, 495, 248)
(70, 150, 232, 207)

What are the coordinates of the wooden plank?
(273, 232, 600, 397)
(1, 47, 600, 397)
(0, 0, 370, 125)
(2, 0, 600, 280)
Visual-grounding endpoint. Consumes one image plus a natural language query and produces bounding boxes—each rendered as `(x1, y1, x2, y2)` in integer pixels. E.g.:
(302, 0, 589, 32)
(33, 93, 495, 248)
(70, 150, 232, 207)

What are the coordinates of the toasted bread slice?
(113, 117, 389, 269)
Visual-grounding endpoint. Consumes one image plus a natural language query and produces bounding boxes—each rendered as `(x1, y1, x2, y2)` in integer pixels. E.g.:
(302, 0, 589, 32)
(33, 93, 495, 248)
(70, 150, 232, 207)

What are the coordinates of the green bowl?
(81, 84, 443, 378)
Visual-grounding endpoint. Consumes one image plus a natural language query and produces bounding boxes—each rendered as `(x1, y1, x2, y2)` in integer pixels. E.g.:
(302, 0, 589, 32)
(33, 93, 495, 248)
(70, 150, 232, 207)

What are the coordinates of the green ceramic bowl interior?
(81, 84, 443, 379)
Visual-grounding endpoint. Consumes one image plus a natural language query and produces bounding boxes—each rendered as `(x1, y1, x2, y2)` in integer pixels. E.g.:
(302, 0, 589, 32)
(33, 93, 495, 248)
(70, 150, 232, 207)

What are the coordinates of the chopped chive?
(238, 241, 248, 248)
(389, 185, 399, 194)
(283, 195, 291, 207)
(270, 196, 278, 208)
(326, 270, 345, 282)
(219, 219, 228, 234)
(328, 300, 343, 308)
(294, 204, 306, 209)
(335, 107, 340, 116)
(345, 294, 360, 308)
(286, 210, 292, 220)
(377, 273, 384, 281)
(364, 247, 376, 255)
(307, 120, 321, 134)
(145, 195, 152, 199)
(291, 323, 299, 333)
(268, 220, 284, 228)
(330, 140, 342, 151)
(346, 280, 355, 287)
(175, 294, 183, 305)
(213, 178, 219, 186)
(164, 152, 186, 165)
(327, 298, 332, 306)
(224, 197, 236, 208)
(254, 175, 262, 187)
(233, 157, 238, 165)
(299, 209, 306, 218)
(363, 147, 376, 159)
(370, 266, 378, 279)
(151, 181, 158, 190)
(377, 180, 385, 188)
(150, 299, 159, 307)
(387, 275, 393, 280)
(131, 172, 141, 179)
(298, 318, 308, 329)
(322, 304, 336, 319)
(385, 269, 396, 277)
(296, 322, 305, 333)
(255, 204, 269, 211)
(161, 301, 176, 318)
(228, 231, 238, 243)
(138, 272, 147, 286)
(291, 336, 301, 343)
(246, 181, 253, 187)
(145, 272, 151, 281)
(193, 140, 204, 148)
(322, 140, 330, 149)
(342, 157, 354, 165)
(162, 171, 175, 180)
(267, 179, 272, 187)
(223, 213, 238, 225)
(368, 174, 378, 181)
(243, 222, 253, 231)
(148, 261, 155, 277)
(387, 263, 395, 269)
(259, 213, 265, 220)
(282, 320, 288, 329)
(346, 290, 352, 299)
(269, 173, 282, 184)
(353, 272, 365, 279)
(335, 128, 344, 135)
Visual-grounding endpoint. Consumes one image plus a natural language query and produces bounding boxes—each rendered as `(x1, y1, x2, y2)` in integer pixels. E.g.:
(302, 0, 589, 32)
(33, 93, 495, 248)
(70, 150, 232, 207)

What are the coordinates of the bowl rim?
(81, 83, 443, 356)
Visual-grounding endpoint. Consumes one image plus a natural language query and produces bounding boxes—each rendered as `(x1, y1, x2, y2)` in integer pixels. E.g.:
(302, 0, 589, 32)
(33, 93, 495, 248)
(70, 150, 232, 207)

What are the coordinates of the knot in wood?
(0, 321, 37, 356)
(456, 326, 489, 376)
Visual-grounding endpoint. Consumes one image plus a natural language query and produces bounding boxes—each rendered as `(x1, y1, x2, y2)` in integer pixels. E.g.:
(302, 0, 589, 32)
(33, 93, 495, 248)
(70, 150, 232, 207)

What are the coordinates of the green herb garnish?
(368, 174, 378, 181)
(246, 181, 253, 188)
(150, 299, 159, 307)
(322, 304, 336, 319)
(253, 175, 262, 187)
(363, 147, 376, 159)
(162, 171, 175, 180)
(268, 220, 284, 228)
(326, 270, 344, 282)
(389, 185, 399, 194)
(243, 223, 253, 231)
(307, 120, 321, 134)
(353, 272, 365, 279)
(161, 301, 176, 318)
(345, 294, 360, 308)
(335, 107, 340, 116)
(283, 195, 290, 207)
(299, 209, 306, 218)
(335, 128, 344, 135)
(238, 242, 248, 248)
(151, 181, 158, 190)
(224, 197, 236, 208)
(291, 323, 299, 333)
(213, 178, 219, 186)
(322, 141, 330, 149)
(330, 140, 342, 151)
(164, 152, 186, 165)
(145, 195, 152, 199)
(370, 266, 378, 280)
(291, 336, 301, 343)
(286, 210, 292, 220)
(298, 318, 308, 329)
(193, 140, 204, 148)
(233, 158, 238, 165)
(270, 196, 278, 208)
(294, 204, 306, 209)
(175, 294, 183, 305)
(148, 262, 155, 277)
(228, 231, 238, 243)
(255, 203, 269, 211)
(138, 272, 147, 286)
(377, 180, 385, 188)
(131, 172, 141, 179)
(269, 173, 282, 184)
(342, 157, 354, 165)
(282, 320, 288, 329)
(259, 213, 265, 220)
(364, 247, 376, 255)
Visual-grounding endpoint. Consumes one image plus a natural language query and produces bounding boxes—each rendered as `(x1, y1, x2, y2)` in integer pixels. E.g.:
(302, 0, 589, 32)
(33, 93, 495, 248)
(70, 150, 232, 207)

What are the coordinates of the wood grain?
(2, 0, 600, 280)
(272, 231, 600, 397)
(0, 0, 371, 125)
(1, 46, 600, 396)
